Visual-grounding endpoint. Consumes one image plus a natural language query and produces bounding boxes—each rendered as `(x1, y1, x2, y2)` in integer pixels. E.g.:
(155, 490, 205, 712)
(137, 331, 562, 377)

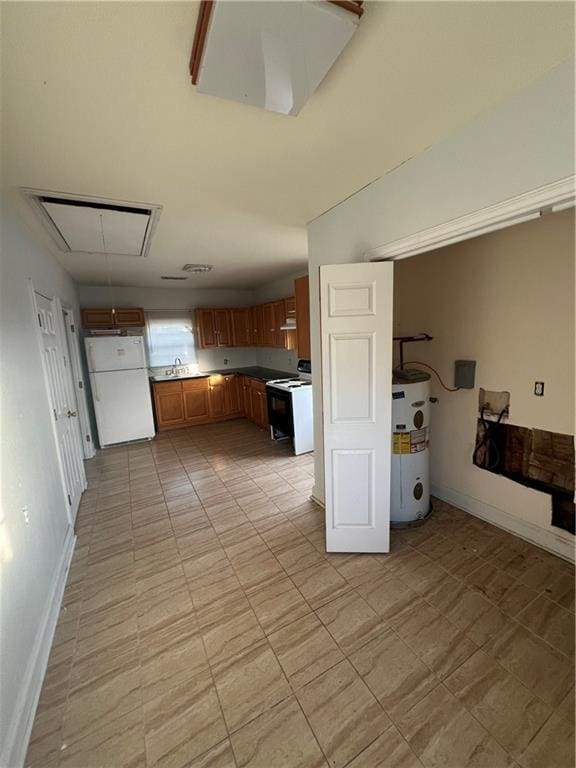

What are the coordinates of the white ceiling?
(1, 1, 573, 289)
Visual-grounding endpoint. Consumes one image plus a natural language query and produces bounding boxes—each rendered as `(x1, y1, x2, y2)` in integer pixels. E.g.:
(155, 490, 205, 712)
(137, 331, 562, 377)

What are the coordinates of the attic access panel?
(22, 191, 162, 257)
(190, 1, 362, 115)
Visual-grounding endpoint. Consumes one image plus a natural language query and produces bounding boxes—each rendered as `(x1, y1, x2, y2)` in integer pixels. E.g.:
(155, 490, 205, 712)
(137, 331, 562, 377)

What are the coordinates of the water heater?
(391, 369, 431, 525)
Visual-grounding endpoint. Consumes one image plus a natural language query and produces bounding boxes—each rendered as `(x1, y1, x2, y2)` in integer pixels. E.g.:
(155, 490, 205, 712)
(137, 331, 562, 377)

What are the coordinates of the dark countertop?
(150, 366, 295, 384)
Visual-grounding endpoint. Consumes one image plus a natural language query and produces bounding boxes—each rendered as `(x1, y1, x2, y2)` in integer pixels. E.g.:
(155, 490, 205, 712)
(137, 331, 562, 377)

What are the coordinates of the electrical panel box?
(454, 360, 476, 389)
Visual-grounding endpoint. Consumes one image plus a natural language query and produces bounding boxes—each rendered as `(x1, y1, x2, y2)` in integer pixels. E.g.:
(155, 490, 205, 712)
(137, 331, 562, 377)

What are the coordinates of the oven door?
(266, 386, 294, 440)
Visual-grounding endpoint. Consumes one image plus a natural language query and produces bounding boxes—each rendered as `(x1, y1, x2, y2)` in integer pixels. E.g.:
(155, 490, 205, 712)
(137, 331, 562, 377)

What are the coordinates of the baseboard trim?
(2, 525, 76, 768)
(311, 491, 325, 508)
(432, 483, 575, 563)
(311, 486, 325, 507)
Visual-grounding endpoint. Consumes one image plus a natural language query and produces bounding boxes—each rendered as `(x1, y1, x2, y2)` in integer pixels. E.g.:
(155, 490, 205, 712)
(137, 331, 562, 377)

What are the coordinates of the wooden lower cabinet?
(153, 381, 186, 428)
(240, 376, 253, 419)
(153, 373, 261, 431)
(207, 376, 227, 418)
(250, 379, 269, 430)
(183, 378, 209, 424)
(224, 374, 241, 415)
(153, 374, 269, 431)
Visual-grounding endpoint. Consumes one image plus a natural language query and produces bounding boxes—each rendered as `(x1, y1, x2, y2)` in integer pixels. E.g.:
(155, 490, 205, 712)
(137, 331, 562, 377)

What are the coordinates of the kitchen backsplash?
(149, 345, 299, 376)
(255, 347, 298, 373)
(149, 347, 258, 375)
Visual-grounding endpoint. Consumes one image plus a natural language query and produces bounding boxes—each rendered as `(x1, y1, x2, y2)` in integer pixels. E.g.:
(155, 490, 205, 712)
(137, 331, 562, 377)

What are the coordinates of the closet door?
(320, 262, 393, 553)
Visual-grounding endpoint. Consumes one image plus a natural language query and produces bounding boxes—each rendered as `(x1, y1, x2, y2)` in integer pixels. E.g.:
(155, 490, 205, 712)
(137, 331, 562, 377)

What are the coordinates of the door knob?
(67, 410, 77, 418)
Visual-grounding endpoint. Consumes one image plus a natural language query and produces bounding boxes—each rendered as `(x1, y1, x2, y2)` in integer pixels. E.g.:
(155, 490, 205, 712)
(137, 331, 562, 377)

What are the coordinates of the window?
(145, 311, 198, 367)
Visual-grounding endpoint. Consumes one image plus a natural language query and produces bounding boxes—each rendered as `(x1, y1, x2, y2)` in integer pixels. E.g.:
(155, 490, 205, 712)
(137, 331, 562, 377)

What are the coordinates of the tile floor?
(26, 419, 575, 768)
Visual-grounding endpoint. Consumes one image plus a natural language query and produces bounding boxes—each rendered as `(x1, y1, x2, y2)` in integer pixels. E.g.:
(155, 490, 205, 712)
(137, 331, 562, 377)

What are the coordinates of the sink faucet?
(171, 357, 182, 375)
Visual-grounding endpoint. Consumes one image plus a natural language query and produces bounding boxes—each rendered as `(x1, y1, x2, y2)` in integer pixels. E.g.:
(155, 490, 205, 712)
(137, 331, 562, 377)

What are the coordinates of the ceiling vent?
(22, 189, 162, 257)
(161, 275, 188, 281)
(182, 263, 213, 273)
(189, 1, 363, 116)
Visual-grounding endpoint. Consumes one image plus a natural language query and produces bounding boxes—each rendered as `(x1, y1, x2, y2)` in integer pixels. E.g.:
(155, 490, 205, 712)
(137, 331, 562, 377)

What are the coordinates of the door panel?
(231, 308, 251, 346)
(81, 308, 115, 327)
(35, 292, 86, 523)
(262, 303, 275, 347)
(114, 308, 145, 326)
(184, 388, 209, 422)
(214, 310, 231, 346)
(224, 375, 241, 414)
(272, 301, 285, 347)
(241, 377, 253, 418)
(320, 263, 393, 553)
(295, 275, 311, 359)
(196, 309, 217, 348)
(208, 376, 227, 417)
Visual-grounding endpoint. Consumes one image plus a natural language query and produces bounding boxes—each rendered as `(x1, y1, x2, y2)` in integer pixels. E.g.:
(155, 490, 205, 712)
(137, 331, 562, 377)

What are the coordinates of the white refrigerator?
(85, 336, 155, 447)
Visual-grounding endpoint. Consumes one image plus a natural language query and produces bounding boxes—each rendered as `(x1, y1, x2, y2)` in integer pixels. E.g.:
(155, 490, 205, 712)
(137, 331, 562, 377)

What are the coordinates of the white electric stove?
(266, 360, 313, 454)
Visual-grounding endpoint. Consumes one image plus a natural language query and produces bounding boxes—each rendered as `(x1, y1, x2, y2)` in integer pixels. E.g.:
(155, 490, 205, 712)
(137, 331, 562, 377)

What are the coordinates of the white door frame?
(61, 304, 95, 459)
(30, 281, 87, 525)
(364, 175, 575, 263)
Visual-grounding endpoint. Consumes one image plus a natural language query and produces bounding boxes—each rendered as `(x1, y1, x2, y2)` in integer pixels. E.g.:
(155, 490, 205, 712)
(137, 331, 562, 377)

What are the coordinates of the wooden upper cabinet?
(81, 308, 115, 328)
(196, 308, 231, 348)
(196, 309, 217, 348)
(195, 296, 302, 350)
(252, 305, 264, 346)
(262, 303, 275, 347)
(214, 309, 231, 346)
(231, 308, 252, 347)
(81, 307, 145, 328)
(272, 300, 287, 348)
(295, 275, 311, 360)
(114, 308, 145, 327)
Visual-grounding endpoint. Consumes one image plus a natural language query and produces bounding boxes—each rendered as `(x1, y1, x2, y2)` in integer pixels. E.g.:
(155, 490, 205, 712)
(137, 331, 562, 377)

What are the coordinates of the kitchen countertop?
(149, 366, 296, 383)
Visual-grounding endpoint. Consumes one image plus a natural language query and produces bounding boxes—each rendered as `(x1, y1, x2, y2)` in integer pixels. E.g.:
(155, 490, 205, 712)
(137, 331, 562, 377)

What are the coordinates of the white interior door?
(34, 292, 86, 523)
(62, 308, 95, 459)
(320, 262, 394, 552)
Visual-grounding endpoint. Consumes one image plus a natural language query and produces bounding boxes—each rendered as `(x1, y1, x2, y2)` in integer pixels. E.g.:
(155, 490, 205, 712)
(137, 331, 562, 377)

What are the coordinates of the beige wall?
(307, 61, 575, 538)
(0, 192, 79, 765)
(394, 209, 574, 552)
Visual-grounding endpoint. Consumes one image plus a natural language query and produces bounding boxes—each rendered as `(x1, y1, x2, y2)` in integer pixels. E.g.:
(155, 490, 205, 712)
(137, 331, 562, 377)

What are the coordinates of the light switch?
(534, 381, 544, 396)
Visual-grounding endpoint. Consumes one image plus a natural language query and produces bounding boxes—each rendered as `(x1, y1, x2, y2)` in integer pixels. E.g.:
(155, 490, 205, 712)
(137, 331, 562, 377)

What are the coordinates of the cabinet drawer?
(250, 378, 266, 392)
(154, 380, 183, 393)
(182, 377, 209, 391)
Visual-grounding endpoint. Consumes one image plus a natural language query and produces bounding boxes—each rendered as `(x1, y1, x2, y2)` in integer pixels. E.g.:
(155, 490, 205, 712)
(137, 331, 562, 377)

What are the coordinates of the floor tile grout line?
(33, 423, 573, 768)
(392, 540, 575, 664)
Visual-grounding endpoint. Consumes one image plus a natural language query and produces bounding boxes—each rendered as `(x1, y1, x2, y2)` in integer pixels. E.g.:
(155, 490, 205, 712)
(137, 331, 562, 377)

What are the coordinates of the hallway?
(27, 420, 574, 768)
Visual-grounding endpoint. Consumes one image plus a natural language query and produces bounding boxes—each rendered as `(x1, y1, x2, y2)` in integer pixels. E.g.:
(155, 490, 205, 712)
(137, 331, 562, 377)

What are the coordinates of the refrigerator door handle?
(92, 375, 100, 402)
(87, 343, 96, 373)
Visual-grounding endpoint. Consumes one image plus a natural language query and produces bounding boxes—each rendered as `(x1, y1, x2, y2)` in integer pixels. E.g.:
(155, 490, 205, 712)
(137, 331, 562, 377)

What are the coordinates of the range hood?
(280, 318, 297, 331)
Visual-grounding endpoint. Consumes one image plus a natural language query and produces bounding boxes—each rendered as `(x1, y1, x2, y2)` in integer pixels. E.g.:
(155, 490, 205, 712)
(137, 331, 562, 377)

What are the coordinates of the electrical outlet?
(534, 381, 544, 396)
